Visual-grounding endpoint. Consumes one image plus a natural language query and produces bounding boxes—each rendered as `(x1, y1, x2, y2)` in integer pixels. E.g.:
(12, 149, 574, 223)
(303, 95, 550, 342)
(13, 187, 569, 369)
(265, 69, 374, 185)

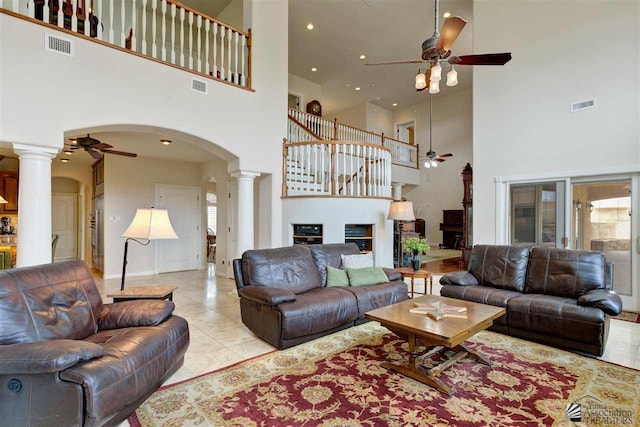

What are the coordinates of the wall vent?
(570, 98, 596, 113)
(45, 33, 74, 56)
(191, 78, 208, 94)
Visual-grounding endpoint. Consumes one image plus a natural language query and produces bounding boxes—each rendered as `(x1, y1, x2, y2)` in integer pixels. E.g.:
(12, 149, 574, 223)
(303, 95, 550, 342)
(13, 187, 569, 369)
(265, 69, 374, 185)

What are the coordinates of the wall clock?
(306, 100, 322, 116)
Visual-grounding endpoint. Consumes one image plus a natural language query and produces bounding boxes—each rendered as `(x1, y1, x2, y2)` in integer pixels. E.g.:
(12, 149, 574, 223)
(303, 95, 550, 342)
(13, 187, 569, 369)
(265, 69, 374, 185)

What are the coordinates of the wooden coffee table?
(366, 295, 505, 395)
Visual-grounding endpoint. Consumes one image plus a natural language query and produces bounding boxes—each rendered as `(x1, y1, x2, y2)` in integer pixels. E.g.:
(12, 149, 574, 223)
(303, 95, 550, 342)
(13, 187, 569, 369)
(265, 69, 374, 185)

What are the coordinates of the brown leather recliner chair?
(0, 260, 190, 427)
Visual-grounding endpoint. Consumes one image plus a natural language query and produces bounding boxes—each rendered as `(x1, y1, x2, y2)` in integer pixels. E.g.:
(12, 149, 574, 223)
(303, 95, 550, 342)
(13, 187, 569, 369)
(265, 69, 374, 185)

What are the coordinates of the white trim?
(104, 270, 155, 280)
(288, 91, 304, 112)
(495, 164, 640, 184)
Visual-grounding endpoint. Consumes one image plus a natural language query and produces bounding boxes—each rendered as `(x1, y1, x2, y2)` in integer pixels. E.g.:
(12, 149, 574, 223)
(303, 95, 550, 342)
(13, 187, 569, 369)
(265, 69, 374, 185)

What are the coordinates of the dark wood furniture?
(439, 210, 463, 249)
(0, 172, 18, 213)
(366, 295, 505, 395)
(107, 285, 177, 303)
(460, 163, 473, 269)
(345, 224, 374, 253)
(397, 267, 433, 297)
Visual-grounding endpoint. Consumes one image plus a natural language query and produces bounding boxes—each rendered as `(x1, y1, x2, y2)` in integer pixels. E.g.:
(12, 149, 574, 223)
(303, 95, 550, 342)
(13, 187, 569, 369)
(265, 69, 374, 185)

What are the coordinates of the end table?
(107, 286, 177, 303)
(397, 267, 433, 298)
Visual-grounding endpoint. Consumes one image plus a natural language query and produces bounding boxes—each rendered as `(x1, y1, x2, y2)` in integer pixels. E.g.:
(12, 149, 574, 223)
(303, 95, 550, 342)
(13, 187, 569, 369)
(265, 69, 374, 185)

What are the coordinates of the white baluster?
(120, 0, 125, 47)
(204, 20, 210, 74)
(56, 0, 63, 28)
(43, 0, 49, 22)
(241, 34, 246, 86)
(219, 25, 225, 79)
(233, 31, 239, 84)
(188, 11, 194, 69)
(108, 0, 114, 42)
(212, 22, 218, 78)
(140, 0, 147, 55)
(179, 8, 185, 67)
(12, 0, 19, 13)
(130, 0, 137, 51)
(226, 28, 232, 81)
(26, 0, 35, 18)
(83, 0, 90, 36)
(161, 0, 166, 61)
(96, 0, 103, 39)
(196, 15, 202, 72)
(349, 145, 354, 196)
(170, 4, 176, 63)
(151, 0, 157, 58)
(71, 0, 78, 32)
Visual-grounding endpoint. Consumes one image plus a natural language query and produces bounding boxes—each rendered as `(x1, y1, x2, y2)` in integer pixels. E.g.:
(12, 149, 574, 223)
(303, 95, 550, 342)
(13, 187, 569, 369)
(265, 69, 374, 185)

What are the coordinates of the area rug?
(129, 322, 640, 426)
(614, 310, 640, 323)
(419, 248, 461, 263)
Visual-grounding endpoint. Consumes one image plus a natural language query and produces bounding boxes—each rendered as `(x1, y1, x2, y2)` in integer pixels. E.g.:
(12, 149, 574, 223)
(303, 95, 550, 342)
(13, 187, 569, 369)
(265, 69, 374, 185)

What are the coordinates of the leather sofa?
(233, 243, 408, 349)
(440, 245, 623, 356)
(0, 260, 190, 427)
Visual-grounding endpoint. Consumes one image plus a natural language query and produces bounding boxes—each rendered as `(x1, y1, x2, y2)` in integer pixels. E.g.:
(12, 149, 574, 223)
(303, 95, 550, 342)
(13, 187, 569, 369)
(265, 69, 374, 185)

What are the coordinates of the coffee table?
(366, 295, 505, 395)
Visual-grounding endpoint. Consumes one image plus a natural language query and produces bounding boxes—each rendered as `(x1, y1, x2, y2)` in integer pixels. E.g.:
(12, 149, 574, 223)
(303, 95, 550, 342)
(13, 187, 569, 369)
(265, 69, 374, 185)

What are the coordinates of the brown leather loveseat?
(0, 260, 190, 426)
(233, 243, 407, 349)
(440, 245, 623, 356)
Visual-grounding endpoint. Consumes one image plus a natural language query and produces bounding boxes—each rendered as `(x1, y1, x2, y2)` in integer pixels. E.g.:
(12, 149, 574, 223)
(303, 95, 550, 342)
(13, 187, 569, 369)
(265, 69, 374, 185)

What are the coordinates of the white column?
(231, 170, 260, 257)
(392, 183, 404, 201)
(13, 143, 59, 267)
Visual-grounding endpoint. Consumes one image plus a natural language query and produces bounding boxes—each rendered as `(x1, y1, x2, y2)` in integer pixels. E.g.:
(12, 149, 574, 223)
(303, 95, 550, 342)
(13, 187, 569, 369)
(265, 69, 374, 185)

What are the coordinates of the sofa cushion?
(468, 245, 529, 292)
(440, 285, 521, 327)
(525, 247, 606, 298)
(326, 266, 349, 287)
(0, 260, 101, 344)
(309, 243, 360, 286)
(277, 287, 358, 340)
(242, 246, 322, 294)
(341, 252, 374, 269)
(346, 267, 389, 286)
(342, 281, 408, 319)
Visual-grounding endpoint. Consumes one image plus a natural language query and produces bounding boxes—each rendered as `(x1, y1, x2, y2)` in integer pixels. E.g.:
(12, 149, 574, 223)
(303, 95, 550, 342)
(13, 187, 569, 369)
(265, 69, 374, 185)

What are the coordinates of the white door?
(155, 184, 201, 273)
(52, 193, 77, 260)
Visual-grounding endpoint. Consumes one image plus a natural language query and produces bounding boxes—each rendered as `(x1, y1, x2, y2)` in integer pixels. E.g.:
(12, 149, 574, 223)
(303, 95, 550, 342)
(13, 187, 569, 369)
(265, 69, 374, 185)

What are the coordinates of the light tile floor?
(100, 265, 640, 425)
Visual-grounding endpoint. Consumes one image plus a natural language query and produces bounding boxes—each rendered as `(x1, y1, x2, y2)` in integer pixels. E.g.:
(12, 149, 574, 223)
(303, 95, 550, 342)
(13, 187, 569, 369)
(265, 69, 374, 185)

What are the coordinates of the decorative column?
(231, 170, 260, 258)
(392, 183, 404, 201)
(13, 143, 59, 267)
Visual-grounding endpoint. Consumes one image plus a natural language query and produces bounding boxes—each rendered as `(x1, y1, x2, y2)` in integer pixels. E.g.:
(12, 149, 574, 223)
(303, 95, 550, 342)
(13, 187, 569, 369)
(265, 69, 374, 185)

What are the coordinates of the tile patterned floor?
(98, 265, 639, 425)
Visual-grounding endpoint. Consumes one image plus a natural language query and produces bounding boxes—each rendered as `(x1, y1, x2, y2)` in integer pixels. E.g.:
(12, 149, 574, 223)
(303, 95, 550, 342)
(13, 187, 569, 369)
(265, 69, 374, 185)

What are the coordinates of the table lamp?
(387, 200, 415, 268)
(121, 207, 178, 290)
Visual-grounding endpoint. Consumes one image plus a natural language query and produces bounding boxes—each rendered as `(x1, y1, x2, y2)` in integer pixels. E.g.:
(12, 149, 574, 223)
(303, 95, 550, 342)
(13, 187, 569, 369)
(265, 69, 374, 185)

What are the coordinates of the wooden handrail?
(338, 156, 385, 194)
(287, 114, 323, 140)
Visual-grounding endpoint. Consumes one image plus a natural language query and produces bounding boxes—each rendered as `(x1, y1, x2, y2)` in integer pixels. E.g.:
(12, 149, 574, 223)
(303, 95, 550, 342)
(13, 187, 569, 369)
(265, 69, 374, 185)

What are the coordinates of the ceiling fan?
(66, 134, 137, 160)
(422, 93, 451, 168)
(366, 0, 511, 92)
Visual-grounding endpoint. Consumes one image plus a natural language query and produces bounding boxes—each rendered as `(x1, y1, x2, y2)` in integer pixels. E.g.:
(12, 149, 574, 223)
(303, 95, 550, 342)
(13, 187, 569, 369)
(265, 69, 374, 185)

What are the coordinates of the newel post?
(333, 118, 338, 140)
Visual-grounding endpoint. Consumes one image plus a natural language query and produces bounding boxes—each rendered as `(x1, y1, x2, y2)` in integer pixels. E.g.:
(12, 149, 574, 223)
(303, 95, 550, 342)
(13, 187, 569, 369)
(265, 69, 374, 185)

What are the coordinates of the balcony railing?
(288, 109, 419, 168)
(2, 0, 251, 89)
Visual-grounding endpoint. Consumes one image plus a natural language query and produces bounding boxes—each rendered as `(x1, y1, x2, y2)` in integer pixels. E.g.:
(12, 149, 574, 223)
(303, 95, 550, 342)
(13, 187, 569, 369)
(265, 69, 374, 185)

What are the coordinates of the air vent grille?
(571, 98, 596, 113)
(191, 78, 207, 94)
(45, 33, 73, 56)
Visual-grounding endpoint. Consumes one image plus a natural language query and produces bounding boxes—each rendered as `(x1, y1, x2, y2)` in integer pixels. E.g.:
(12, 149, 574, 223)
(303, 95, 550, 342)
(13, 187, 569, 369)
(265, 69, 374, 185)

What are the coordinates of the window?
(510, 182, 565, 247)
(207, 205, 217, 234)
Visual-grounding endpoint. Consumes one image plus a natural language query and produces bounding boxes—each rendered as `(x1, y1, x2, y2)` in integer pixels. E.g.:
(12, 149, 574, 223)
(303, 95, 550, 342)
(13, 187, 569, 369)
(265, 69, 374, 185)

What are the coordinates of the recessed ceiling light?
(61, 158, 70, 163)
(161, 139, 172, 146)
(359, 54, 366, 60)
(355, 87, 361, 91)
(392, 103, 398, 107)
(345, 83, 351, 87)
(64, 150, 73, 155)
(370, 83, 376, 87)
(376, 97, 381, 101)
(306, 22, 314, 30)
(443, 12, 451, 18)
(311, 67, 317, 72)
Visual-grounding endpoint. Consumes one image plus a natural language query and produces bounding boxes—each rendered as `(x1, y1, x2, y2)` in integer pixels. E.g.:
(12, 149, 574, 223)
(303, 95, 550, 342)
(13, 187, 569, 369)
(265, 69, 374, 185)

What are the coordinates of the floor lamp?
(121, 208, 178, 290)
(387, 200, 415, 268)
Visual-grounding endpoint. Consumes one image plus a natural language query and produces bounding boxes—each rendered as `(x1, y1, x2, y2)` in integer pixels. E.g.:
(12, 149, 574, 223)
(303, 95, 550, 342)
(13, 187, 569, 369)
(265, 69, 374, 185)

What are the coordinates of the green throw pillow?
(347, 267, 388, 286)
(327, 266, 349, 287)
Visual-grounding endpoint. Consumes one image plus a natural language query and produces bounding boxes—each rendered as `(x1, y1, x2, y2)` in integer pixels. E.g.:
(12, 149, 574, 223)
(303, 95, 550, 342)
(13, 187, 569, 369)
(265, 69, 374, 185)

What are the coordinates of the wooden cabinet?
(0, 172, 18, 213)
(293, 224, 323, 245)
(460, 163, 473, 269)
(439, 210, 463, 249)
(92, 158, 104, 197)
(345, 224, 373, 253)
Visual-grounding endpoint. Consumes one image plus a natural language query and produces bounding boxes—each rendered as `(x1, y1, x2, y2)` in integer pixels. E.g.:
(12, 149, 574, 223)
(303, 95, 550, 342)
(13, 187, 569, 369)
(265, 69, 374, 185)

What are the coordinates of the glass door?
(510, 181, 566, 248)
(572, 178, 636, 309)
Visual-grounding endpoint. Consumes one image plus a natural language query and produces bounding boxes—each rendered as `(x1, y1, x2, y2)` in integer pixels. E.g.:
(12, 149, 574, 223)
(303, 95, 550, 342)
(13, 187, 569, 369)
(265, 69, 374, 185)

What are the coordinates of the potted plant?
(401, 237, 431, 271)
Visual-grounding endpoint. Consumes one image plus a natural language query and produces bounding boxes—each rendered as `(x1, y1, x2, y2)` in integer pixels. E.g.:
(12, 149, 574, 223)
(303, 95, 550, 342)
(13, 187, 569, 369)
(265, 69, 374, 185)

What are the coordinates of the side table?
(397, 268, 433, 298)
(107, 286, 177, 303)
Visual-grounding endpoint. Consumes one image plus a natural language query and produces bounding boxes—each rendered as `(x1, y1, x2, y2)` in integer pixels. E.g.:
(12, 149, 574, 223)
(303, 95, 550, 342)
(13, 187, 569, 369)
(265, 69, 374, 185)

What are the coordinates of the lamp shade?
(0, 195, 7, 204)
(122, 208, 178, 240)
(387, 201, 415, 221)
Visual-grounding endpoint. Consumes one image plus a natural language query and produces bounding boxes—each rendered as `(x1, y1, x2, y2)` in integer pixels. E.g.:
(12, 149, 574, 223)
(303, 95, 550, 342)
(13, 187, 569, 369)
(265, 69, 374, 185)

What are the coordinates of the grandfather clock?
(459, 163, 473, 269)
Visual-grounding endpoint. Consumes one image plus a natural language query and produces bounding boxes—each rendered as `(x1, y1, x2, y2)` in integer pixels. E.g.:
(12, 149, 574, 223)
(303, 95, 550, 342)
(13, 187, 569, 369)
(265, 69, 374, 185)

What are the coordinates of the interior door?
(155, 184, 201, 273)
(52, 193, 77, 260)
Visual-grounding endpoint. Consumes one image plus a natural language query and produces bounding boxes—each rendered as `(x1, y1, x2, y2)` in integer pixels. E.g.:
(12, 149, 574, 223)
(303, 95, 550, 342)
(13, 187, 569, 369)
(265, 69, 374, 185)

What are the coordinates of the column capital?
(13, 143, 59, 160)
(231, 170, 261, 180)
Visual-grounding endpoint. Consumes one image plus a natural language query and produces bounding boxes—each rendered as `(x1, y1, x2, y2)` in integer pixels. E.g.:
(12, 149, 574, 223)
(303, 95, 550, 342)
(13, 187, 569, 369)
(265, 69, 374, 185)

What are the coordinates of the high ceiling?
(289, 0, 474, 115)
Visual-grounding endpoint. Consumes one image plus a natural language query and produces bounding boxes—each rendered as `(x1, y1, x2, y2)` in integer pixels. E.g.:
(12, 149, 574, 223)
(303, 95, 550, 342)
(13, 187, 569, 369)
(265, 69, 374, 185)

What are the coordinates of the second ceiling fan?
(67, 134, 137, 160)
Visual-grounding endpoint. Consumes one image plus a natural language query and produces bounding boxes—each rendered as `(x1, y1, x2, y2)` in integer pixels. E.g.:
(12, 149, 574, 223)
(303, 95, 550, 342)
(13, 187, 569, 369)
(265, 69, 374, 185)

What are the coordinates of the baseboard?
(103, 270, 155, 280)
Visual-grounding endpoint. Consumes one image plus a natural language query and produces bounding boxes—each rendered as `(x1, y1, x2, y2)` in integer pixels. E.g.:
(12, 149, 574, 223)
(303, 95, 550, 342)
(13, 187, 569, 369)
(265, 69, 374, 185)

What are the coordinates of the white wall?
(331, 103, 367, 130)
(216, 0, 243, 30)
(282, 198, 394, 268)
(366, 103, 393, 137)
(473, 0, 639, 245)
(200, 156, 231, 276)
(394, 89, 473, 246)
(288, 73, 322, 110)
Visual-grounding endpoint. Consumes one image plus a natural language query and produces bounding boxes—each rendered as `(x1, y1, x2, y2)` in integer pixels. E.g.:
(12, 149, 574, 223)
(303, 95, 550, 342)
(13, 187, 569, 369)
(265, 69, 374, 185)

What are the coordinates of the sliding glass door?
(510, 181, 566, 248)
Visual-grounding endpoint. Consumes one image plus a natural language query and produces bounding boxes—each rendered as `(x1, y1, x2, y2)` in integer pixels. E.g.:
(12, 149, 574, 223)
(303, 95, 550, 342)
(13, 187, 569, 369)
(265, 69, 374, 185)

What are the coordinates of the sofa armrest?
(0, 340, 104, 375)
(97, 300, 175, 331)
(577, 289, 623, 316)
(381, 267, 401, 282)
(440, 271, 479, 286)
(238, 286, 297, 305)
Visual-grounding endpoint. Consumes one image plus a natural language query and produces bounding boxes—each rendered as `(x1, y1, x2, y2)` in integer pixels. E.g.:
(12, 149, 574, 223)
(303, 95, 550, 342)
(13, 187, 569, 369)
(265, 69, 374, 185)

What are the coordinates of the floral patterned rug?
(614, 311, 640, 323)
(129, 322, 639, 426)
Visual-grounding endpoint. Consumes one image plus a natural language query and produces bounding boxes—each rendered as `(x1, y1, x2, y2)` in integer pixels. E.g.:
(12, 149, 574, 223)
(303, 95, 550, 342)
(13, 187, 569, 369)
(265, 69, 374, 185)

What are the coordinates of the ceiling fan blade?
(365, 59, 426, 66)
(86, 149, 103, 160)
(436, 153, 453, 158)
(449, 53, 512, 66)
(93, 143, 113, 150)
(436, 16, 467, 52)
(436, 158, 446, 163)
(102, 149, 137, 158)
